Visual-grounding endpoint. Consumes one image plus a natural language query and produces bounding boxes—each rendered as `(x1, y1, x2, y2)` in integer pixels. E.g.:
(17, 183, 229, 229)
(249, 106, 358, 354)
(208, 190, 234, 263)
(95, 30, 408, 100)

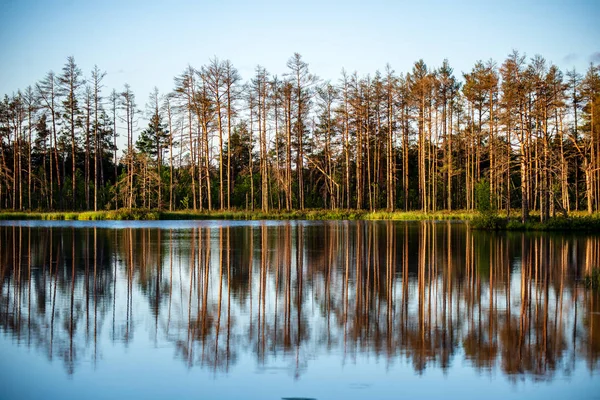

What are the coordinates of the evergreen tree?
(58, 56, 84, 209)
(136, 105, 169, 208)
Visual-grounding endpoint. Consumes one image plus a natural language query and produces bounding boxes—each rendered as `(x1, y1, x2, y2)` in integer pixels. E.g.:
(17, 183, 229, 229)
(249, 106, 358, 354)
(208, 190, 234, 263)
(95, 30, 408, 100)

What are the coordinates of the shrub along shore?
(470, 213, 600, 231)
(0, 209, 599, 231)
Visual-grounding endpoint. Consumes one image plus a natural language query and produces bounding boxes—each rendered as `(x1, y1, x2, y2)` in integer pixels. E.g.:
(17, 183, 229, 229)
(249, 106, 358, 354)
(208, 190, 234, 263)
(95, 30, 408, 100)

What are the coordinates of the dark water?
(0, 220, 598, 400)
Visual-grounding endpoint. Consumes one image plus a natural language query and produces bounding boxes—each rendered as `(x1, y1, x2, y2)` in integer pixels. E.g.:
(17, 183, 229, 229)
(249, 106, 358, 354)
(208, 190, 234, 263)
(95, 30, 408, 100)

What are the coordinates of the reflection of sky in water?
(0, 221, 598, 400)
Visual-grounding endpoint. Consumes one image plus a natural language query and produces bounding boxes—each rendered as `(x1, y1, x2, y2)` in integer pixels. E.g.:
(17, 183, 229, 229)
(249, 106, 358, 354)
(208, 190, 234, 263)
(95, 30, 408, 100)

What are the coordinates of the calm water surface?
(0, 220, 598, 399)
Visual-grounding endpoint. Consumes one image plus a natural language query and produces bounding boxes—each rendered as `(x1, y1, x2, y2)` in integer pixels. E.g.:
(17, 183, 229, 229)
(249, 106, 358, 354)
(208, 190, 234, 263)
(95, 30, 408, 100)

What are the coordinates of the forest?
(0, 52, 599, 222)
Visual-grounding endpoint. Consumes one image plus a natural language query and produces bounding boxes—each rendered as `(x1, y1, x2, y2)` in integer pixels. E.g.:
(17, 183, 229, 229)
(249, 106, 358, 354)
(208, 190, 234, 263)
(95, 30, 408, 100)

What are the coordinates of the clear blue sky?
(1, 0, 599, 106)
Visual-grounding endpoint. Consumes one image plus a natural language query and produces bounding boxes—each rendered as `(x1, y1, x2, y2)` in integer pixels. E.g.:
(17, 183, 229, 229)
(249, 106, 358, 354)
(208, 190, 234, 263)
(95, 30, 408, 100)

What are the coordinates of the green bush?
(505, 219, 525, 230)
(475, 180, 493, 214)
(471, 214, 507, 230)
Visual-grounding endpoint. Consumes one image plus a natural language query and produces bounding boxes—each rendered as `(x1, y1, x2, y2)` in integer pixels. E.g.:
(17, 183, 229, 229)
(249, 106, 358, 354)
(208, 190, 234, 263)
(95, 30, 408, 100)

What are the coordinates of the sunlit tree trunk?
(92, 66, 105, 212)
(109, 90, 118, 209)
(224, 61, 239, 210)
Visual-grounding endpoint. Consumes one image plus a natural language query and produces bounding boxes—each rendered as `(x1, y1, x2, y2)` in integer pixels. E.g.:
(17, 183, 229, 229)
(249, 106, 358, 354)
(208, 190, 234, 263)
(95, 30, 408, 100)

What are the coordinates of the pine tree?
(58, 56, 84, 209)
(137, 91, 169, 209)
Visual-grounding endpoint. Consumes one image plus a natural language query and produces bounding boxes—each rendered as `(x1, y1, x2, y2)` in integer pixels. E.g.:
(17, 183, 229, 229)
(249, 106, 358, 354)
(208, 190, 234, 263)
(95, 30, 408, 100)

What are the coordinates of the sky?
(1, 0, 599, 111)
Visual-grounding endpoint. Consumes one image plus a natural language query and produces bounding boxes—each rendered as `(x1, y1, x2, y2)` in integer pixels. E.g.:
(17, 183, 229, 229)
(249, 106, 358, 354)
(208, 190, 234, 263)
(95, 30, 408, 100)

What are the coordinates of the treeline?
(1, 52, 599, 221)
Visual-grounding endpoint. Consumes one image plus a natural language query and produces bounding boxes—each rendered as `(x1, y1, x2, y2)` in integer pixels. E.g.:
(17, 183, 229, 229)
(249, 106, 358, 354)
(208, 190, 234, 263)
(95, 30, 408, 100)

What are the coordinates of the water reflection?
(0, 221, 599, 381)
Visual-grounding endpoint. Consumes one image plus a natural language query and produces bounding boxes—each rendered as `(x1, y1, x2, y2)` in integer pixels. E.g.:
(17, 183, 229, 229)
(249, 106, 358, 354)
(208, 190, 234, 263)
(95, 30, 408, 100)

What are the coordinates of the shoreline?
(0, 209, 475, 221)
(0, 209, 599, 231)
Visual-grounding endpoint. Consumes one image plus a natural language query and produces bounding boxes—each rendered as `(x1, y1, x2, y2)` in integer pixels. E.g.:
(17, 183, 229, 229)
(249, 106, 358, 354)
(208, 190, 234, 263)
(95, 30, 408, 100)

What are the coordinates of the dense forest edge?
(1, 52, 600, 228)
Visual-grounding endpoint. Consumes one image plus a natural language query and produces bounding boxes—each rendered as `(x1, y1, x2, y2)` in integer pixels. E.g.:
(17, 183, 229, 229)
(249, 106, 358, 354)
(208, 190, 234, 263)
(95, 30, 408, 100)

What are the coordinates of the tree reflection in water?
(0, 221, 598, 380)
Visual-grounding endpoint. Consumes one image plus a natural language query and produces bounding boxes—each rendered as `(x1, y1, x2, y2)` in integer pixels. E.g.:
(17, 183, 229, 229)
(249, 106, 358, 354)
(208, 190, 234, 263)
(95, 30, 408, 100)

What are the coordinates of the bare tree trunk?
(207, 60, 225, 210)
(448, 95, 453, 211)
(520, 108, 529, 222)
(386, 77, 394, 212)
(224, 61, 239, 211)
(365, 78, 373, 211)
(260, 73, 269, 213)
(249, 94, 255, 211)
(342, 74, 351, 210)
(85, 87, 91, 210)
(27, 95, 33, 210)
(166, 98, 174, 211)
(403, 103, 409, 210)
(93, 73, 102, 213)
(111, 90, 118, 210)
(285, 84, 293, 211)
(356, 85, 363, 209)
(188, 105, 196, 210)
(273, 79, 282, 211)
(202, 114, 212, 211)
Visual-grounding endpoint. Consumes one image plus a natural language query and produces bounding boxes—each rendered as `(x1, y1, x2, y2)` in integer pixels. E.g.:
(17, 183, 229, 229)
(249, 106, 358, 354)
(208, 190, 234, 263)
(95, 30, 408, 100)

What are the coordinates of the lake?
(0, 220, 598, 399)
